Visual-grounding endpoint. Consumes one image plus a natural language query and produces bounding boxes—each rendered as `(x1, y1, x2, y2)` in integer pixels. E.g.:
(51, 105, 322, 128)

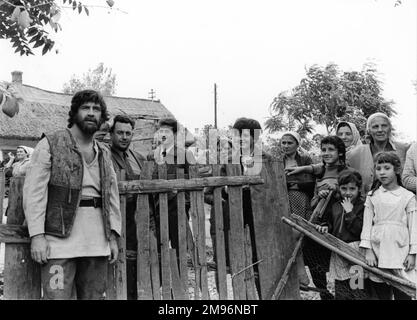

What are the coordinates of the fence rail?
(0, 160, 299, 300)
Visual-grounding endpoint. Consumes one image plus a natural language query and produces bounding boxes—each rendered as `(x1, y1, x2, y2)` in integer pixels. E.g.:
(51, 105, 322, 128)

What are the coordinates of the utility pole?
(214, 83, 217, 129)
(148, 89, 156, 101)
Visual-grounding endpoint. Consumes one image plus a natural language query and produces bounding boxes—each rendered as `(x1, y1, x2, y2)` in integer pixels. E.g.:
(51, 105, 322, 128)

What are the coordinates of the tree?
(265, 63, 396, 139)
(0, 0, 91, 56)
(62, 62, 117, 95)
(0, 0, 119, 56)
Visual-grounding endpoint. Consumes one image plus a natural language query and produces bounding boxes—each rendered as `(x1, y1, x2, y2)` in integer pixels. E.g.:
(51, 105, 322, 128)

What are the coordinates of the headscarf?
(281, 131, 301, 146)
(18, 146, 34, 157)
(335, 121, 362, 152)
(365, 112, 394, 143)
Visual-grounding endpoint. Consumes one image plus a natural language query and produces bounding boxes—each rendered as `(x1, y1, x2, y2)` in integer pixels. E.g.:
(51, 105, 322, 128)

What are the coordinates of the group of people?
(9, 88, 417, 301)
(18, 89, 266, 300)
(281, 113, 417, 300)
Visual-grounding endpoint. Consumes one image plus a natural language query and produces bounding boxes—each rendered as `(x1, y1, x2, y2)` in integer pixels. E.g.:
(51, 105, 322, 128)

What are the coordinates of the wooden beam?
(0, 224, 30, 243)
(118, 176, 264, 194)
(283, 214, 416, 298)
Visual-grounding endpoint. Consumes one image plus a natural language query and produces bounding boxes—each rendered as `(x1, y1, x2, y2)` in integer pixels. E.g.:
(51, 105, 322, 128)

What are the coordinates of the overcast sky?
(1, 0, 416, 141)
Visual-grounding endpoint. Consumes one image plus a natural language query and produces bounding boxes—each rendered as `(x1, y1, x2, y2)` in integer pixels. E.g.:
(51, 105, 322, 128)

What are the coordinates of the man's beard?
(74, 115, 100, 135)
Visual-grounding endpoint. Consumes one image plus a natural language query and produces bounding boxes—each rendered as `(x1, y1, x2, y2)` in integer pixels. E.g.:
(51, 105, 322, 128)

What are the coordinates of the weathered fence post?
(4, 177, 41, 299)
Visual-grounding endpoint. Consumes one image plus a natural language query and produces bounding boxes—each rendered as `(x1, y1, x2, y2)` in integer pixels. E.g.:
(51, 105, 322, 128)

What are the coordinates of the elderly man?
(23, 90, 121, 300)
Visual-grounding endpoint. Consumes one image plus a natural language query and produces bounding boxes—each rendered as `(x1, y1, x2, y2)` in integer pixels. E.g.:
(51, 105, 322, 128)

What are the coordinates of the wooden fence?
(0, 159, 299, 300)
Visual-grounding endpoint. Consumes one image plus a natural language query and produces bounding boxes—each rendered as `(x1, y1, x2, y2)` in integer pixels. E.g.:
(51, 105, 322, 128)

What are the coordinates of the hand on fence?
(108, 238, 119, 264)
(285, 167, 303, 176)
(318, 189, 331, 199)
(315, 225, 328, 234)
(365, 248, 378, 267)
(30, 234, 50, 264)
(404, 254, 416, 271)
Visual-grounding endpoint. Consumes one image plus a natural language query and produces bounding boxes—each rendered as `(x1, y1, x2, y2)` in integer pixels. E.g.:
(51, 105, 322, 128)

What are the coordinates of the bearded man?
(23, 90, 122, 300)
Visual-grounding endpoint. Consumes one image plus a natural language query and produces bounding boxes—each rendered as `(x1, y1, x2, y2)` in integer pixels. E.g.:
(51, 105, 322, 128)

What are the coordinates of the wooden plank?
(189, 170, 201, 299)
(4, 177, 41, 300)
(170, 249, 187, 300)
(118, 175, 264, 194)
(225, 164, 246, 300)
(106, 171, 126, 300)
(0, 224, 30, 243)
(149, 229, 161, 300)
(107, 170, 128, 299)
(136, 162, 154, 300)
(244, 226, 257, 300)
(249, 159, 299, 300)
(0, 168, 5, 221)
(158, 164, 172, 300)
(176, 167, 188, 298)
(189, 166, 209, 300)
(212, 164, 228, 300)
(284, 214, 416, 298)
(269, 192, 334, 300)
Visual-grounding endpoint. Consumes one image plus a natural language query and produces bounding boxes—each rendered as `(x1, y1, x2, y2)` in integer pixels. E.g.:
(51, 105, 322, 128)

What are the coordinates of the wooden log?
(176, 168, 189, 298)
(244, 226, 258, 300)
(136, 162, 154, 300)
(158, 165, 172, 300)
(118, 176, 264, 194)
(4, 177, 41, 300)
(189, 166, 209, 300)
(212, 164, 228, 300)
(268, 191, 334, 300)
(283, 214, 416, 298)
(250, 160, 299, 300)
(170, 249, 187, 300)
(226, 164, 246, 300)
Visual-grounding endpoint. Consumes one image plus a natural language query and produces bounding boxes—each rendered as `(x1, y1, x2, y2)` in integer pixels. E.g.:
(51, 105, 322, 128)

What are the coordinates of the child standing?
(287, 135, 348, 300)
(316, 169, 368, 300)
(360, 151, 417, 300)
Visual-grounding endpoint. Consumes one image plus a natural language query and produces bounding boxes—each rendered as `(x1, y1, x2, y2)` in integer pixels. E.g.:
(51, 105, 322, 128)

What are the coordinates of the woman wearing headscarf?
(4, 145, 34, 177)
(281, 131, 316, 287)
(347, 112, 410, 194)
(335, 121, 362, 153)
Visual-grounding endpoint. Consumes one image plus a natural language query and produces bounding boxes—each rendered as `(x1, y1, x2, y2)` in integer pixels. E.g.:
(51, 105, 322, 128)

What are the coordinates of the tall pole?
(214, 83, 217, 129)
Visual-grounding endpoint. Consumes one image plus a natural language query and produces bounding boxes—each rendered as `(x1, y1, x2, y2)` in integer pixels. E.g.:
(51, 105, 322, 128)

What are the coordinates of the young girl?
(316, 169, 368, 300)
(287, 135, 348, 300)
(360, 151, 417, 300)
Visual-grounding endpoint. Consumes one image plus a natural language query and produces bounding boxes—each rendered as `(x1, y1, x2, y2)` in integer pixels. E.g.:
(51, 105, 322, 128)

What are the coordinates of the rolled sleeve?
(406, 196, 417, 254)
(359, 196, 374, 249)
(23, 138, 51, 237)
(402, 143, 417, 193)
(108, 164, 122, 236)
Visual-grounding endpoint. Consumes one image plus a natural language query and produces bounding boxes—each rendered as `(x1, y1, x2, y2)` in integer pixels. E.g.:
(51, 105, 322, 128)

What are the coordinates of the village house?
(0, 71, 187, 160)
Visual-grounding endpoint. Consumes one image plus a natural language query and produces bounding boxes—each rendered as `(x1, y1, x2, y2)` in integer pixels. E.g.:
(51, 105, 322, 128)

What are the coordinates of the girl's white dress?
(360, 186, 417, 282)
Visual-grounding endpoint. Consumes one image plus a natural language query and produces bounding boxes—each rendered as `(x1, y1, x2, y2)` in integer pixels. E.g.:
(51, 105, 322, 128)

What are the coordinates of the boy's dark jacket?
(318, 194, 364, 243)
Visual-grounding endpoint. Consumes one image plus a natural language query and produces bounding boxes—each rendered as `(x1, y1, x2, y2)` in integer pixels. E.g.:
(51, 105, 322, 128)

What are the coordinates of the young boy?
(316, 169, 368, 300)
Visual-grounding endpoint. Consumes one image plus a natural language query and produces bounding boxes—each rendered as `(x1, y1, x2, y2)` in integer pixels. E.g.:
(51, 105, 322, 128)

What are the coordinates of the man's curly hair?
(67, 90, 110, 128)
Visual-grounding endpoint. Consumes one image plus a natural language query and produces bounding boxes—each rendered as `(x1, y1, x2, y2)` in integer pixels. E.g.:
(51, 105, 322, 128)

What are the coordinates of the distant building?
(0, 71, 181, 158)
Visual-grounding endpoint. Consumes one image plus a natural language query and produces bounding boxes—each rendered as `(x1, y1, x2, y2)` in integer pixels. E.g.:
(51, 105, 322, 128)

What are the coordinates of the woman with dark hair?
(348, 112, 410, 194)
(281, 131, 315, 286)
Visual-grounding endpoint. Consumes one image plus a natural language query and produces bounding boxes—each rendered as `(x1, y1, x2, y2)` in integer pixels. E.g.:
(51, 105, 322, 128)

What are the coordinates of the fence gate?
(0, 160, 299, 300)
